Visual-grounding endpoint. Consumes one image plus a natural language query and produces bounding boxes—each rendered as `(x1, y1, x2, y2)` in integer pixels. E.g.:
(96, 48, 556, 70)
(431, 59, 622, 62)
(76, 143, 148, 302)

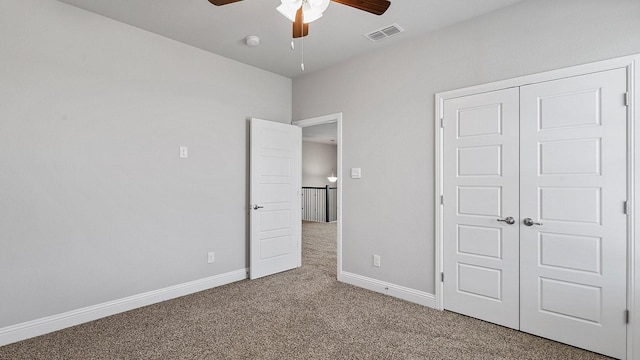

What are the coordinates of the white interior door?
(250, 118, 301, 280)
(519, 68, 628, 359)
(442, 88, 520, 329)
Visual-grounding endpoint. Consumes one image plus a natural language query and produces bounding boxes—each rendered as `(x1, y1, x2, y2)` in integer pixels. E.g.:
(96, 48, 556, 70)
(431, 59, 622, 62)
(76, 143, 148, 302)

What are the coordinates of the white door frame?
(434, 54, 638, 359)
(293, 113, 343, 279)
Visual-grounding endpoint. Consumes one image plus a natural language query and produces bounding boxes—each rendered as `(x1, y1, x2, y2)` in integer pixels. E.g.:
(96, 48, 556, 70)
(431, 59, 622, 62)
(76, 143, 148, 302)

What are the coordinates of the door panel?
(250, 118, 301, 280)
(539, 187, 601, 223)
(443, 88, 520, 329)
(539, 138, 601, 175)
(519, 68, 628, 359)
(457, 263, 502, 299)
(458, 145, 502, 176)
(457, 225, 502, 258)
(538, 233, 601, 273)
(457, 186, 502, 216)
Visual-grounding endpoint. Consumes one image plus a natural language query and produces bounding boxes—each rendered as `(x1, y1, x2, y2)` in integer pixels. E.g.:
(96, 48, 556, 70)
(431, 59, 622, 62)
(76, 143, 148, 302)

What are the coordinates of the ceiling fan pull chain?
(300, 19, 305, 71)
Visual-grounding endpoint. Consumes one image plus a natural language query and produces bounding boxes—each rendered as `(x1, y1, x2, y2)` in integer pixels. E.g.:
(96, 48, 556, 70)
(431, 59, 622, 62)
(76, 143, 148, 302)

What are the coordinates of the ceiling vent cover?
(364, 23, 404, 42)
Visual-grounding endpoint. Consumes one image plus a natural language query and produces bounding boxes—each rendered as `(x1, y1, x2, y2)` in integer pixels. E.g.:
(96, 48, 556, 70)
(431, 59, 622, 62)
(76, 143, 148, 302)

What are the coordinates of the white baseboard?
(0, 268, 248, 347)
(339, 271, 437, 308)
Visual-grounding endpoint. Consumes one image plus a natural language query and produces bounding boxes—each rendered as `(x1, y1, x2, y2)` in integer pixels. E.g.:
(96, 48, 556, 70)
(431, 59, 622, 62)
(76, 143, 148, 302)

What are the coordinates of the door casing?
(435, 54, 639, 359)
(293, 113, 343, 279)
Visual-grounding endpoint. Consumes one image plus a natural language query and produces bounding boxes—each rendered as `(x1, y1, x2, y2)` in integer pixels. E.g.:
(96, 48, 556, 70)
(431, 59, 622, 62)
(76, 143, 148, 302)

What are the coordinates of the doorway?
(293, 113, 343, 279)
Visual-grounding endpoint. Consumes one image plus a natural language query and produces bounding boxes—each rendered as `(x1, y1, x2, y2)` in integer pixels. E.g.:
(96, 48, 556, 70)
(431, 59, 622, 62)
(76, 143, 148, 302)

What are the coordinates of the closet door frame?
(434, 54, 639, 359)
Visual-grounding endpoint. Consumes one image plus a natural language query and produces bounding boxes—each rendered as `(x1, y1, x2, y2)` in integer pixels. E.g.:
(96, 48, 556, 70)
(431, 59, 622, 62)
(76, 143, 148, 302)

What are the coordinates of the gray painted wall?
(302, 142, 338, 188)
(292, 0, 640, 293)
(0, 0, 291, 327)
(3, 0, 639, 335)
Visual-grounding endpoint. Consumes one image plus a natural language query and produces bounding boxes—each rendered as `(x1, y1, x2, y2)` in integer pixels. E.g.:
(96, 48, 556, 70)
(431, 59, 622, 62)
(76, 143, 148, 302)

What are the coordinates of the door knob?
(252, 205, 264, 210)
(497, 216, 515, 225)
(523, 218, 543, 226)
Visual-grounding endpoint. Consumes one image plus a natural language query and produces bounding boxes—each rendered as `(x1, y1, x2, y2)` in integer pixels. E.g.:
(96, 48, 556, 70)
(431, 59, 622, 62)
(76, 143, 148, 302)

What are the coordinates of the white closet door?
(519, 68, 628, 359)
(442, 88, 520, 329)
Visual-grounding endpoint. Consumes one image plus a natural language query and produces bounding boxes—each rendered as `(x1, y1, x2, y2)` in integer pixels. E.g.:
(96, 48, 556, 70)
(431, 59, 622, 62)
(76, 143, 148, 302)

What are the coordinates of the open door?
(250, 118, 301, 280)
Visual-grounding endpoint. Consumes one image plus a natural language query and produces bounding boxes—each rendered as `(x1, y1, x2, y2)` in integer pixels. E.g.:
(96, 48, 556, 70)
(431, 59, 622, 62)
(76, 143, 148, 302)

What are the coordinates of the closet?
(440, 68, 629, 359)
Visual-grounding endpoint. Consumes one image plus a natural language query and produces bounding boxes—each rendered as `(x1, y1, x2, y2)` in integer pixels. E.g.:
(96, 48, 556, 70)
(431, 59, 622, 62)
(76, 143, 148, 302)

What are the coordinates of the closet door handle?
(523, 218, 543, 226)
(497, 216, 515, 225)
(253, 204, 264, 210)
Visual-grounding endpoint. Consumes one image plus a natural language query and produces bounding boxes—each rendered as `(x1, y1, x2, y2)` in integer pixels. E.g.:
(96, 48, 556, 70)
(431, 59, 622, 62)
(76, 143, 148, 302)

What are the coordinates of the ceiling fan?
(207, 0, 391, 38)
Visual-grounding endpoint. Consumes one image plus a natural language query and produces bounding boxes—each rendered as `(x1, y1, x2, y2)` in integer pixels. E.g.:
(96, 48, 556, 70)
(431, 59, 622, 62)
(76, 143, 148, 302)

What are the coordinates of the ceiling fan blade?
(207, 0, 243, 6)
(292, 7, 309, 38)
(331, 0, 390, 15)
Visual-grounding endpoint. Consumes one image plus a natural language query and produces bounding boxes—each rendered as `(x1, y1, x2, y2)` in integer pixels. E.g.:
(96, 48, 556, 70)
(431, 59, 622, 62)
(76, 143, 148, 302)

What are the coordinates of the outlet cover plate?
(180, 146, 188, 159)
(373, 254, 381, 267)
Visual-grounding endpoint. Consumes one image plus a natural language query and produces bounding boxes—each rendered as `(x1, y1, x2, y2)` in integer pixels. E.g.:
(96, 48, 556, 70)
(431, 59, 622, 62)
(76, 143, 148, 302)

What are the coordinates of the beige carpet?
(0, 221, 611, 359)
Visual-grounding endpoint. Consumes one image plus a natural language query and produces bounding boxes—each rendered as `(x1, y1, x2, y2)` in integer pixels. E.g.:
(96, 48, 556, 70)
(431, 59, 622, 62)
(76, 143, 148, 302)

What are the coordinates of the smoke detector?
(245, 35, 261, 47)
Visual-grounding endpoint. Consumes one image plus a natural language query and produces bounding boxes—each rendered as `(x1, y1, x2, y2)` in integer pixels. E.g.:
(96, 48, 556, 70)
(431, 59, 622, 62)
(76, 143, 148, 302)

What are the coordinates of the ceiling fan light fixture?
(303, 0, 330, 23)
(302, 6, 322, 23)
(277, 0, 329, 24)
(276, 0, 300, 22)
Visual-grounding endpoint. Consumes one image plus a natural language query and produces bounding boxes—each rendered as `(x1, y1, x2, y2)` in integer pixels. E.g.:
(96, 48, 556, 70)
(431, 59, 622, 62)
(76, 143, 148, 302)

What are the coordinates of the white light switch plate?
(179, 146, 188, 159)
(351, 168, 361, 179)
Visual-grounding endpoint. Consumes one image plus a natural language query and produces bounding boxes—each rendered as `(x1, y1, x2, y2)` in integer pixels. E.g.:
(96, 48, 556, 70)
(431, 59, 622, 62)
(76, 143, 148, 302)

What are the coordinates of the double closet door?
(442, 68, 628, 359)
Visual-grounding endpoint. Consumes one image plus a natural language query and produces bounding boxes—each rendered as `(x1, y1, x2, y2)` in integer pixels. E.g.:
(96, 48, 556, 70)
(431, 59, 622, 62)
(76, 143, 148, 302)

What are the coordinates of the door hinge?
(624, 201, 628, 215)
(624, 92, 630, 107)
(441, 272, 444, 282)
(440, 118, 444, 128)
(440, 195, 444, 205)
(625, 310, 630, 324)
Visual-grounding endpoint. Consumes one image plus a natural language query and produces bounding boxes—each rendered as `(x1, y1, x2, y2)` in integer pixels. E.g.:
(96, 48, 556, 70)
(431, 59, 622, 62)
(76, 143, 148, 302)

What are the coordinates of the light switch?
(179, 146, 188, 159)
(351, 168, 361, 179)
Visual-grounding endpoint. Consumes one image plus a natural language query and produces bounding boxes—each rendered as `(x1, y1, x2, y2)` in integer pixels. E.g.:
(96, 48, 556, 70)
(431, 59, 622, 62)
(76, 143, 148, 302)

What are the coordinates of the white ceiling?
(58, 0, 524, 79)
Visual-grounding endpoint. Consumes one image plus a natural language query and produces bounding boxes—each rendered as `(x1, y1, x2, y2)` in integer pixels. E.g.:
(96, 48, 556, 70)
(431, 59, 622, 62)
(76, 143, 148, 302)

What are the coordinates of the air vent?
(364, 23, 404, 42)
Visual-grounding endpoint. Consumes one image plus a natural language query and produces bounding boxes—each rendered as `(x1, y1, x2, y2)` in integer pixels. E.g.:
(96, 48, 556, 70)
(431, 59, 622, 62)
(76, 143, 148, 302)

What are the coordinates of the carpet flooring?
(0, 221, 612, 359)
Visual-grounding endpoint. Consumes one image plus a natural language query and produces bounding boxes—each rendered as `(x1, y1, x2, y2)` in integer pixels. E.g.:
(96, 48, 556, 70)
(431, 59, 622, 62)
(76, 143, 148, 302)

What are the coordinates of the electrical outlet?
(207, 251, 215, 264)
(373, 254, 381, 267)
(180, 146, 188, 159)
